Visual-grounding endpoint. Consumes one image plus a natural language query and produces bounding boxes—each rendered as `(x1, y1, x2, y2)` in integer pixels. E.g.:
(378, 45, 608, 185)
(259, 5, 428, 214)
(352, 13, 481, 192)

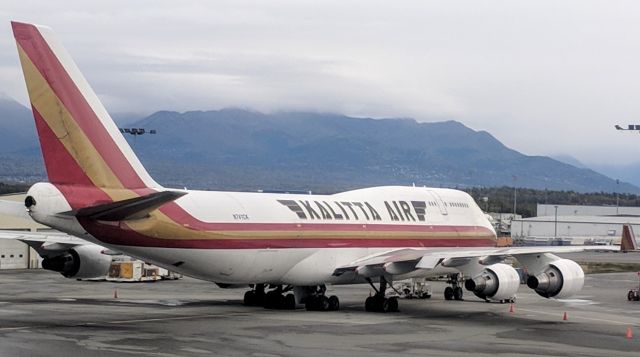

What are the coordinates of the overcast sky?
(2, 1, 640, 170)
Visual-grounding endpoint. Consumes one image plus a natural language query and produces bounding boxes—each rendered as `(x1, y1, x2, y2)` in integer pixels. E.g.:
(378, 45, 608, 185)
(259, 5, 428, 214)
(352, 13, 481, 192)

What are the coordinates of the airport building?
(510, 203, 640, 246)
(0, 193, 46, 269)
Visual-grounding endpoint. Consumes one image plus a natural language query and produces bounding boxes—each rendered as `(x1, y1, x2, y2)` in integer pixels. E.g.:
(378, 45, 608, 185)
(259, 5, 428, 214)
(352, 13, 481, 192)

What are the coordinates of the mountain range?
(0, 96, 637, 193)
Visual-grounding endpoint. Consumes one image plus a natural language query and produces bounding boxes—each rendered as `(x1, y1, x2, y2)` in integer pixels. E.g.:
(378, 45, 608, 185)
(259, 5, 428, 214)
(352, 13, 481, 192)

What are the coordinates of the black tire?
(385, 297, 399, 312)
(453, 287, 464, 301)
(444, 287, 454, 301)
(264, 291, 282, 309)
(244, 291, 256, 306)
(305, 297, 317, 311)
(319, 296, 330, 311)
(328, 295, 340, 311)
(373, 295, 385, 312)
(284, 294, 296, 310)
(629, 291, 635, 301)
(365, 296, 374, 311)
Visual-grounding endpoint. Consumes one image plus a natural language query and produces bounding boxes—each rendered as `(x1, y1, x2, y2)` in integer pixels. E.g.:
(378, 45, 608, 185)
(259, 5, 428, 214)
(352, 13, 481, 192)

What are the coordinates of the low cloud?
(2, 0, 640, 167)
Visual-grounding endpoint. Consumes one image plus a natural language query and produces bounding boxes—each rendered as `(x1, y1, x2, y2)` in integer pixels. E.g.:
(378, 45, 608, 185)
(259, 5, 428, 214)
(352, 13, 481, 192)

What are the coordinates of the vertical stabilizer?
(12, 21, 159, 191)
(621, 224, 638, 252)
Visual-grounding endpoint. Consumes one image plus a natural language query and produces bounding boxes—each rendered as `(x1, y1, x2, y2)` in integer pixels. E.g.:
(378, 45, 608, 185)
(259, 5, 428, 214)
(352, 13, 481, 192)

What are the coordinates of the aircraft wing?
(0, 199, 31, 220)
(333, 245, 619, 276)
(0, 230, 103, 257)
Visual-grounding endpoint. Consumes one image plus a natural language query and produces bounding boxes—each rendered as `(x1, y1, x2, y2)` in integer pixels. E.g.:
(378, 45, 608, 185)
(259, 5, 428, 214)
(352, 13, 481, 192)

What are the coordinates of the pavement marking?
(0, 326, 33, 332)
(100, 311, 251, 325)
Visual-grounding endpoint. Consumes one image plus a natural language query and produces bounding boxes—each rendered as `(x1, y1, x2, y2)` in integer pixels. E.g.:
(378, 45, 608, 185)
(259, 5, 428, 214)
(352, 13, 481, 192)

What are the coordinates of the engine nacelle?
(526, 259, 584, 298)
(464, 263, 520, 301)
(42, 245, 112, 279)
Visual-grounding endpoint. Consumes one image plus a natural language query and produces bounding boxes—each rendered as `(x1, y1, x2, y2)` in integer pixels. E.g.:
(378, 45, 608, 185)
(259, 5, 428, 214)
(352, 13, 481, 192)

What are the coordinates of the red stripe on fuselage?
(12, 22, 146, 189)
(78, 217, 496, 249)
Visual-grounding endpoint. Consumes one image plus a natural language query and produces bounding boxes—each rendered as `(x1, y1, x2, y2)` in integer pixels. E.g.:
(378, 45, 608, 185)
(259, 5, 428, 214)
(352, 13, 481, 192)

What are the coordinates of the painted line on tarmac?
(98, 312, 251, 325)
(0, 326, 32, 332)
(517, 307, 635, 326)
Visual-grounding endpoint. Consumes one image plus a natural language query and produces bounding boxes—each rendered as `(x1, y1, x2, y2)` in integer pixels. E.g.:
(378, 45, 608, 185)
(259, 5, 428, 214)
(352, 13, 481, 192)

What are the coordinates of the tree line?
(0, 182, 29, 195)
(1, 181, 637, 219)
(464, 186, 640, 218)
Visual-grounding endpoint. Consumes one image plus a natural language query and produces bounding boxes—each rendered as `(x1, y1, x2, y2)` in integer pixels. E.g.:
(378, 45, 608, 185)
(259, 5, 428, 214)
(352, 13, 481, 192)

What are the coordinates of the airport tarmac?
(0, 269, 639, 357)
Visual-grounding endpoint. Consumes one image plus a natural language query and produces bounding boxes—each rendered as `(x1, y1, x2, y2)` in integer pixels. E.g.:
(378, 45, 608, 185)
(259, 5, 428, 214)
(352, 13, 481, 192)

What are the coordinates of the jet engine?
(464, 263, 520, 301)
(526, 259, 584, 298)
(41, 245, 112, 279)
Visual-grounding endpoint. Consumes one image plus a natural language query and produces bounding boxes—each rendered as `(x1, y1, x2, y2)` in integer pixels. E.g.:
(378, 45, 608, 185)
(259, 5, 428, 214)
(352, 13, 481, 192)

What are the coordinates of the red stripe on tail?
(12, 21, 147, 189)
(32, 107, 112, 208)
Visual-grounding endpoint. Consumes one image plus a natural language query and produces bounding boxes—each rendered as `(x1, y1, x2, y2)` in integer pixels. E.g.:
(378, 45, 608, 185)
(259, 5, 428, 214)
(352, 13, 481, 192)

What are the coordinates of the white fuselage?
(28, 183, 495, 285)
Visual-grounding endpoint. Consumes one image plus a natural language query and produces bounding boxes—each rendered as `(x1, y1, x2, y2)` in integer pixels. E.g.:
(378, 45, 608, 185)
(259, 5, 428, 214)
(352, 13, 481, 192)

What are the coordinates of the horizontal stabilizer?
(72, 191, 186, 221)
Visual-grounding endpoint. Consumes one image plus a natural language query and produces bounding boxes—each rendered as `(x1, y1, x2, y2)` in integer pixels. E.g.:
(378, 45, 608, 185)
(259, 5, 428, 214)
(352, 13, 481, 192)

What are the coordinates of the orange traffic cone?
(113, 288, 118, 299)
(509, 303, 515, 313)
(562, 312, 568, 321)
(626, 327, 633, 339)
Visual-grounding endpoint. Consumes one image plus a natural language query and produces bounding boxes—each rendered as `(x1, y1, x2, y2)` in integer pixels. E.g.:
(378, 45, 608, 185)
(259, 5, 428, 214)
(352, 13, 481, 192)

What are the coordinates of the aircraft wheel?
(328, 295, 340, 311)
(284, 294, 296, 310)
(444, 287, 454, 301)
(318, 295, 330, 311)
(305, 297, 316, 311)
(244, 290, 256, 306)
(453, 287, 464, 301)
(384, 297, 399, 312)
(629, 291, 636, 301)
(365, 296, 377, 312)
(305, 296, 327, 311)
(264, 290, 283, 309)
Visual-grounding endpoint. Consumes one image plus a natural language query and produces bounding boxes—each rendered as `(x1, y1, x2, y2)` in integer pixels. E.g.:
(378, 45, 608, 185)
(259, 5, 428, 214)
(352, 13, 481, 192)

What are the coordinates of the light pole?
(512, 175, 517, 216)
(554, 205, 558, 239)
(616, 179, 620, 215)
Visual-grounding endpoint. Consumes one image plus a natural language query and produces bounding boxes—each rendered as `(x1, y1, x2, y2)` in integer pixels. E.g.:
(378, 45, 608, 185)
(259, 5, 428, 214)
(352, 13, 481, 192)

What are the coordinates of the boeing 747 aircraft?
(3, 21, 613, 312)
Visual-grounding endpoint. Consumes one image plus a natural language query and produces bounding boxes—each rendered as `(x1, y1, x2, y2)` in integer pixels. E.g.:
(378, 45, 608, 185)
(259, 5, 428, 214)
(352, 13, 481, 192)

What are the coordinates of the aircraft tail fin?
(621, 224, 638, 252)
(11, 21, 159, 191)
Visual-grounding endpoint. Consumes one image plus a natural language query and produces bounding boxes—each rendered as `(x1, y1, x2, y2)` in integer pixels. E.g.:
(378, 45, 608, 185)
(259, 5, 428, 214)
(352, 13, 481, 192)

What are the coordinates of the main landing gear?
(364, 277, 399, 313)
(444, 273, 464, 301)
(243, 284, 296, 310)
(303, 285, 340, 311)
(243, 284, 340, 311)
